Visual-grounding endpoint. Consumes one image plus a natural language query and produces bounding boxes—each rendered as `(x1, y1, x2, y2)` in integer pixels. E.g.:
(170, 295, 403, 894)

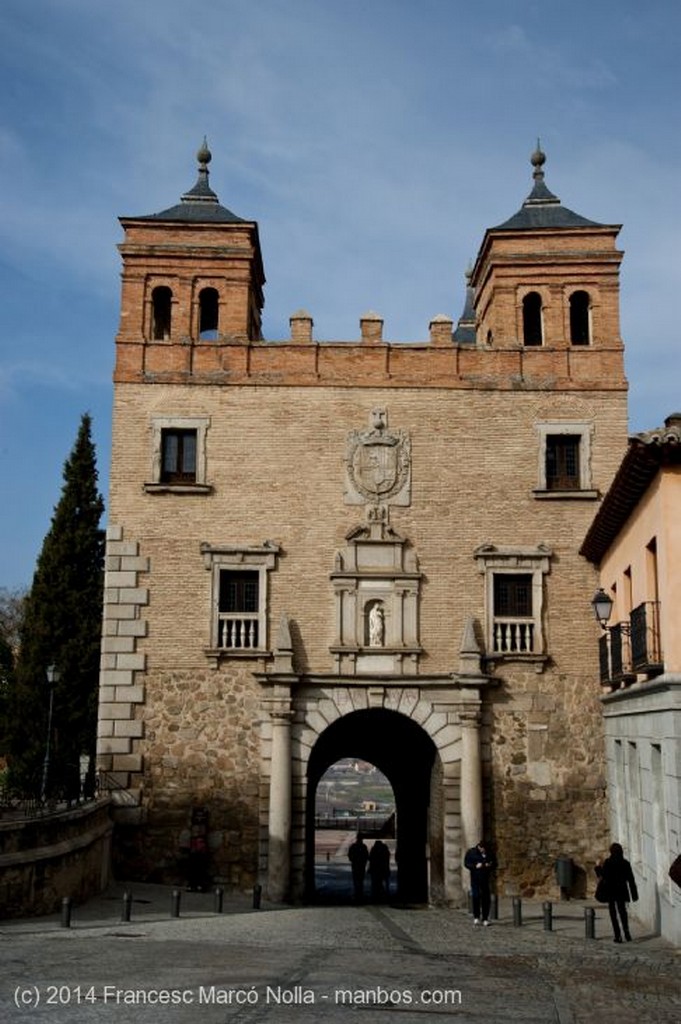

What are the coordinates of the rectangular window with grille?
(492, 573, 534, 653)
(494, 574, 532, 617)
(546, 435, 580, 490)
(218, 570, 260, 649)
(161, 428, 197, 483)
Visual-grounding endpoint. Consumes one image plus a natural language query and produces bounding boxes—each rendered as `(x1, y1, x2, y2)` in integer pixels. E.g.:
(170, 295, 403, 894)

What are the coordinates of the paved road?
(1, 883, 680, 1023)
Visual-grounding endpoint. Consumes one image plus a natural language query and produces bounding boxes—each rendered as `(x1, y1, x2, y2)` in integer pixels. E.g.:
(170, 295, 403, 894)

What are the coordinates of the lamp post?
(40, 664, 60, 803)
(591, 588, 614, 629)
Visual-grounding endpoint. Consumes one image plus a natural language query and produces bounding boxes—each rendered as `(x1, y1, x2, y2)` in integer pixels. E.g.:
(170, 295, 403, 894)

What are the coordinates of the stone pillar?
(267, 704, 293, 902)
(460, 709, 483, 868)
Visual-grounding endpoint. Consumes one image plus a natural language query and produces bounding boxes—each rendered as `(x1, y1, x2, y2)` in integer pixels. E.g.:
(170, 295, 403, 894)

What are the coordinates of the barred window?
(494, 574, 532, 618)
(546, 435, 580, 490)
(161, 429, 197, 484)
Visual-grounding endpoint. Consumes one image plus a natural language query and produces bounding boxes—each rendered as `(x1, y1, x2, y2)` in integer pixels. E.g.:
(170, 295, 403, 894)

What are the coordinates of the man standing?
(348, 834, 369, 901)
(464, 840, 495, 925)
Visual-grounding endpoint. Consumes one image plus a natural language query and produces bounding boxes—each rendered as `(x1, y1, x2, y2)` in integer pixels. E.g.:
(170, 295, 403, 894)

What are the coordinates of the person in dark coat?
(368, 840, 391, 901)
(348, 834, 369, 901)
(464, 840, 495, 925)
(595, 842, 638, 942)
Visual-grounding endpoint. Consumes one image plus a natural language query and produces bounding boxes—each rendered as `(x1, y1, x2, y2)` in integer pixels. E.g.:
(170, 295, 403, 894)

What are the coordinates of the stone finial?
(272, 614, 295, 673)
(429, 313, 454, 346)
(360, 311, 384, 344)
(458, 616, 483, 676)
(290, 309, 313, 343)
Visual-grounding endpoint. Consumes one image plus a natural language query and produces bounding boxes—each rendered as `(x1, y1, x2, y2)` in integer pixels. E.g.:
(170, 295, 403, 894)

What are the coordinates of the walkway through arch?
(304, 709, 439, 904)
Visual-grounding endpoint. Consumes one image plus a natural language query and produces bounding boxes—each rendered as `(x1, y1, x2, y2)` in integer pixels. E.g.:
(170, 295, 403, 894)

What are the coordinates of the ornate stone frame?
(475, 543, 552, 669)
(200, 541, 280, 665)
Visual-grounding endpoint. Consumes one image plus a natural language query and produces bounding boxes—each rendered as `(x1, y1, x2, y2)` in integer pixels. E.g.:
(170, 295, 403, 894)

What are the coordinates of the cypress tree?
(8, 414, 104, 799)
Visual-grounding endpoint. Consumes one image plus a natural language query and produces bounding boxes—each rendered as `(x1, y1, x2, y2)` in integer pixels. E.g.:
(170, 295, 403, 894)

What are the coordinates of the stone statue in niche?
(368, 603, 385, 647)
(344, 408, 411, 507)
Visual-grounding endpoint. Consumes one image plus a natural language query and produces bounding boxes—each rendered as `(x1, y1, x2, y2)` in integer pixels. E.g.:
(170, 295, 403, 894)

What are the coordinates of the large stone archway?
(305, 708, 438, 903)
(258, 643, 493, 905)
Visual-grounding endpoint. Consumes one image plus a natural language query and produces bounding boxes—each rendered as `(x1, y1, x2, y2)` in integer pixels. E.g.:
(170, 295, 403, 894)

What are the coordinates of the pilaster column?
(267, 704, 293, 902)
(460, 709, 483, 865)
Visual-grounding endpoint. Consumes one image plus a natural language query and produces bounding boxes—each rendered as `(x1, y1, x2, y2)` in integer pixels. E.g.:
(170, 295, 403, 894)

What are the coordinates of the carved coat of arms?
(344, 408, 411, 507)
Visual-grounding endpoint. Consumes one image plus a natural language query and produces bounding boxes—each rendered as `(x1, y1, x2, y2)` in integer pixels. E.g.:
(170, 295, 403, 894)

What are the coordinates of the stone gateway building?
(97, 142, 629, 904)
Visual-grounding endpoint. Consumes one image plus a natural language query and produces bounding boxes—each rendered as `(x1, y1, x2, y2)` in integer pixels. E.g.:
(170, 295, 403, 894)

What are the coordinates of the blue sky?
(1, 0, 680, 591)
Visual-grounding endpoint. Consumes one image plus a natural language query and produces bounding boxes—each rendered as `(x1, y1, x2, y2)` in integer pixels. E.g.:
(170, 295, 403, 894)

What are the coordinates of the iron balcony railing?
(609, 621, 632, 683)
(598, 633, 610, 685)
(598, 601, 663, 687)
(630, 601, 663, 674)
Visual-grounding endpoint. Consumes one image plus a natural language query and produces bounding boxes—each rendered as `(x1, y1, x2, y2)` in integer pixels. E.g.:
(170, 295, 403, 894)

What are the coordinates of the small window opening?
(160, 428, 197, 483)
(152, 286, 172, 340)
(569, 291, 590, 345)
(199, 288, 220, 340)
(522, 292, 543, 346)
(546, 435, 580, 490)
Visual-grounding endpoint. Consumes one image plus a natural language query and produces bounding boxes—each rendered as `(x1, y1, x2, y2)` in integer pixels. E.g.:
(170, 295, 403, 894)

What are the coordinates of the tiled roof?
(580, 415, 681, 564)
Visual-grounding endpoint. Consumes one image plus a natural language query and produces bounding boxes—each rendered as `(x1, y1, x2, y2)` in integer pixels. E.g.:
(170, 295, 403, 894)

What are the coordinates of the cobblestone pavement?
(1, 885, 680, 1023)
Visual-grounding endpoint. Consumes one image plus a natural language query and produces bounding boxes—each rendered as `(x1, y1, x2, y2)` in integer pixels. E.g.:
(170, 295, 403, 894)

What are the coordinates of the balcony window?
(218, 570, 259, 649)
(201, 541, 280, 660)
(475, 543, 551, 662)
(493, 573, 534, 653)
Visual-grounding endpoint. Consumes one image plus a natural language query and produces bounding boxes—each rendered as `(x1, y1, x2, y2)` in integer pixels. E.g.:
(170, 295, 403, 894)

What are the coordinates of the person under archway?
(348, 834, 369, 902)
(369, 839, 391, 901)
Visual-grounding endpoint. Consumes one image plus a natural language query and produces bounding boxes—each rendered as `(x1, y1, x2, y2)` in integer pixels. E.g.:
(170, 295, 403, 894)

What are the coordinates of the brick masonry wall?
(101, 375, 627, 893)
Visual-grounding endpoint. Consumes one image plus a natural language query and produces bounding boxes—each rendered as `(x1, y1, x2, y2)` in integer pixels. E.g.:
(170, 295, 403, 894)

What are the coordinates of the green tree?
(0, 588, 26, 766)
(8, 414, 105, 799)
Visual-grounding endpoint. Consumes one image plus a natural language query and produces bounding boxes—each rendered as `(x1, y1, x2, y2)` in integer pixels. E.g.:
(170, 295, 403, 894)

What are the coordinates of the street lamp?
(590, 588, 614, 629)
(40, 664, 60, 803)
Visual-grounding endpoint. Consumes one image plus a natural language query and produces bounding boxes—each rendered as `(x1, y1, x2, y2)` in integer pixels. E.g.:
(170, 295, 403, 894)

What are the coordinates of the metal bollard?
(121, 891, 133, 922)
(490, 893, 499, 920)
(543, 900, 553, 931)
(252, 883, 262, 909)
(214, 886, 224, 914)
(171, 888, 181, 918)
(60, 896, 73, 928)
(512, 896, 523, 927)
(584, 906, 596, 939)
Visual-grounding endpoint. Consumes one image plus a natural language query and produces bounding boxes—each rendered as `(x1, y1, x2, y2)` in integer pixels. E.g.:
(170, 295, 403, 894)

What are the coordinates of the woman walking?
(595, 842, 638, 943)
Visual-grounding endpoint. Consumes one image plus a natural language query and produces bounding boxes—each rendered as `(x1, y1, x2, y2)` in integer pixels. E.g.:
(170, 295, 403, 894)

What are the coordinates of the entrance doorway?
(304, 708, 438, 904)
(314, 757, 395, 902)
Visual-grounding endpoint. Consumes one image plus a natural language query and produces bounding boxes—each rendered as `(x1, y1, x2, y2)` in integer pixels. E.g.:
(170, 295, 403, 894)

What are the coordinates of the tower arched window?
(199, 287, 220, 340)
(151, 286, 172, 340)
(569, 290, 591, 345)
(522, 292, 543, 346)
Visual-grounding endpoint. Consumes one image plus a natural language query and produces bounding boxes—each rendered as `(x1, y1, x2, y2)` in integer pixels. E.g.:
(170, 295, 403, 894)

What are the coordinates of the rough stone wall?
(0, 801, 112, 918)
